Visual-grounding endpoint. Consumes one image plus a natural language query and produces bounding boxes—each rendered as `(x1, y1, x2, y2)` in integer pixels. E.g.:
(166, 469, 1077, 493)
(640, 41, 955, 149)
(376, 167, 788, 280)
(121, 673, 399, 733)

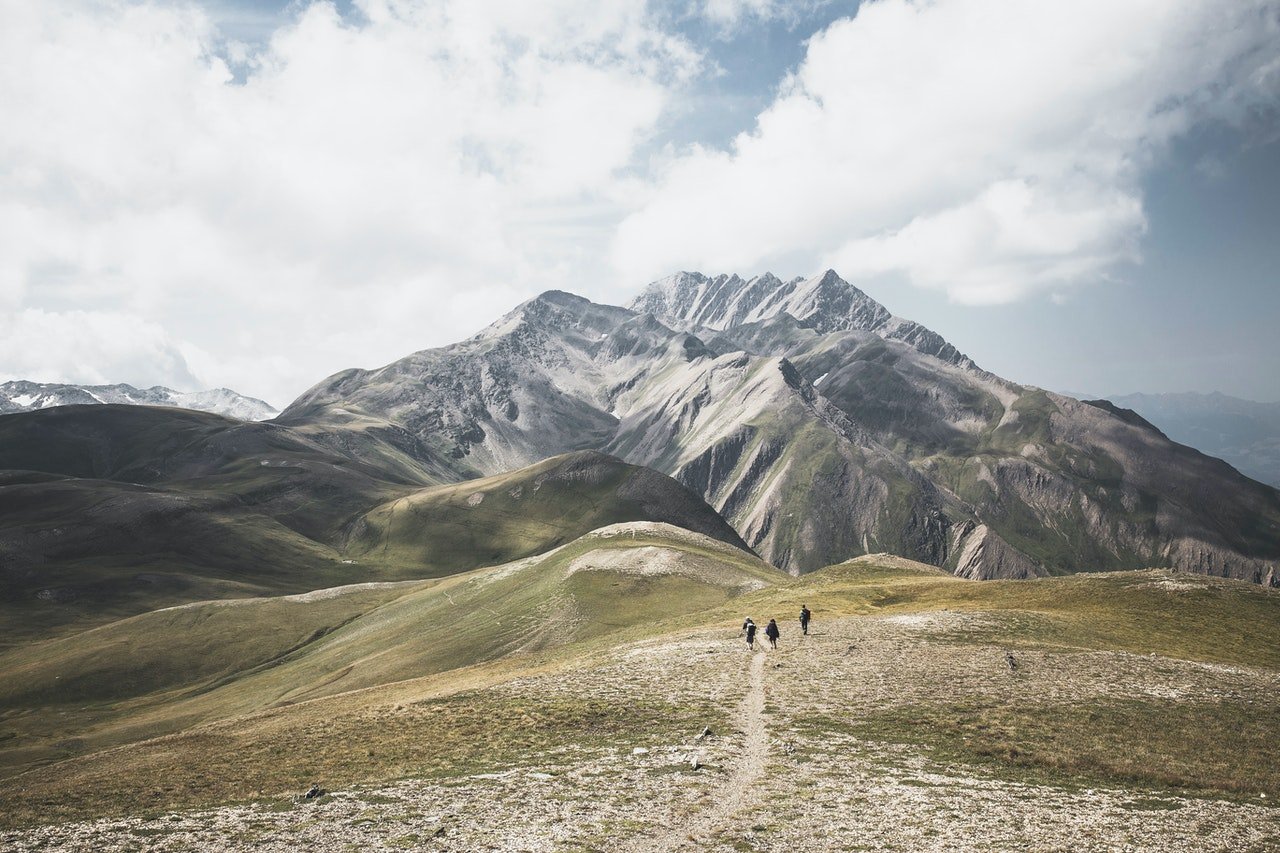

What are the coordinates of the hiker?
(799, 605, 811, 635)
(743, 617, 757, 650)
(765, 618, 780, 649)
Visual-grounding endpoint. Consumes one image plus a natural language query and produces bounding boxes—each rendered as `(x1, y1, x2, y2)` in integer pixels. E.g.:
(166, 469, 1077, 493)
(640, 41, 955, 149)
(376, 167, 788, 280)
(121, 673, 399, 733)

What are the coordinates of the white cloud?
(0, 309, 203, 391)
(0, 0, 697, 404)
(614, 0, 1280, 304)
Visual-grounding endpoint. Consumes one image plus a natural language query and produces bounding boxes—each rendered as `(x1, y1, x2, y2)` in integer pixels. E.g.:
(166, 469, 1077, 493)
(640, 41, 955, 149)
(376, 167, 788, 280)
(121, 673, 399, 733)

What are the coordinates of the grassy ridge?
(0, 403, 752, 645)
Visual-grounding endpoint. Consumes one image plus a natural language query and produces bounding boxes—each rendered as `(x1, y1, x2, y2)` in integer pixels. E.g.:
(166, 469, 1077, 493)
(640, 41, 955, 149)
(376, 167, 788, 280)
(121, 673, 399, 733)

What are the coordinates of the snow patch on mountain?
(0, 381, 278, 421)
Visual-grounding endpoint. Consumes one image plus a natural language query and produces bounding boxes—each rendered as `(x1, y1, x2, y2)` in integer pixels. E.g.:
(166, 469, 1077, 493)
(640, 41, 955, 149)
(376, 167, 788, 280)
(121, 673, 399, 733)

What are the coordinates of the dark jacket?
(765, 621, 780, 639)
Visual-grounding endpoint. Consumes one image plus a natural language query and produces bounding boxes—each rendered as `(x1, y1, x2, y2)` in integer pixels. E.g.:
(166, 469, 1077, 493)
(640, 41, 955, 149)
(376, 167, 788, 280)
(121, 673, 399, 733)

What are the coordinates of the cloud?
(698, 0, 829, 31)
(0, 309, 203, 391)
(614, 0, 1280, 304)
(0, 0, 698, 404)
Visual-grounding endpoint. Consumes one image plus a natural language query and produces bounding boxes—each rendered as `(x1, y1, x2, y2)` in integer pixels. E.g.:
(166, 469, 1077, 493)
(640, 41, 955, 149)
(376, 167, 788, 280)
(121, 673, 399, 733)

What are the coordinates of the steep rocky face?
(281, 291, 699, 477)
(282, 289, 958, 572)
(696, 293, 1280, 583)
(603, 351, 956, 571)
(280, 272, 1280, 583)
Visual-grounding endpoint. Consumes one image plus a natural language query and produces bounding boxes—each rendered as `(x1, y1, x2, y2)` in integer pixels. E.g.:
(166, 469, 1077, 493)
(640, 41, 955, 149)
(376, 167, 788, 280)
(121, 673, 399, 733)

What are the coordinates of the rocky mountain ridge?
(0, 380, 277, 421)
(280, 271, 1280, 584)
(1105, 391, 1280, 490)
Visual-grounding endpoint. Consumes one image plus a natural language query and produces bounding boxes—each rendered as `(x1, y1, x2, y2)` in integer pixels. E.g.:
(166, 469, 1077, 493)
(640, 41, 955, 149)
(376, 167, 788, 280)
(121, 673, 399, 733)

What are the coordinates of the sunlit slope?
(751, 554, 1280, 667)
(0, 580, 427, 709)
(344, 450, 754, 573)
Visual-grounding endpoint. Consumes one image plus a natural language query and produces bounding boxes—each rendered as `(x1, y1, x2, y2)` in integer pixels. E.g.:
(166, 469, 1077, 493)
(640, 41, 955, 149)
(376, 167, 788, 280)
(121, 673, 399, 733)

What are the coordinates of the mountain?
(1104, 392, 1280, 490)
(280, 271, 1280, 584)
(0, 380, 278, 421)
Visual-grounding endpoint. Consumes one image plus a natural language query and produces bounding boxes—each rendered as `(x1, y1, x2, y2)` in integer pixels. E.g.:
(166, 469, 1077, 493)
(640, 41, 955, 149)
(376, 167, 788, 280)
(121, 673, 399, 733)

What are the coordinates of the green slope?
(0, 474, 362, 644)
(344, 450, 754, 573)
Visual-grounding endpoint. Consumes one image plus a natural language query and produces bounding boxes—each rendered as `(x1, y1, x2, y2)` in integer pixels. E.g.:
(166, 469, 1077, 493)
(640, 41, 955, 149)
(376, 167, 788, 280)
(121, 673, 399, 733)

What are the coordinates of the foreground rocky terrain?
(3, 551, 1276, 852)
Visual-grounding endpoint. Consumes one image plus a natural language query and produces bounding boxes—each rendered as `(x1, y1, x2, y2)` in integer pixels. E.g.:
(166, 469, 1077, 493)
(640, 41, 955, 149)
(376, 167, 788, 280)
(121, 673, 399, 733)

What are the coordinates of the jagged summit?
(632, 269, 976, 370)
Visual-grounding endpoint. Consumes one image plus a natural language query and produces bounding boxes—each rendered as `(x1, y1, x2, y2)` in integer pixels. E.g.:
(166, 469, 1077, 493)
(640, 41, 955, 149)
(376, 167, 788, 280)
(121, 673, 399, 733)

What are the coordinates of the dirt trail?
(627, 649, 770, 851)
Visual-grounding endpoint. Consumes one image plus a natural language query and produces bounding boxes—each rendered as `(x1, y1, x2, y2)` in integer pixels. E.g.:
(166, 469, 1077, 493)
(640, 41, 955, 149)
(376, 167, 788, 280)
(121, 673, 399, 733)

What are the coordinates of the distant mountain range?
(1102, 392, 1280, 491)
(0, 380, 277, 421)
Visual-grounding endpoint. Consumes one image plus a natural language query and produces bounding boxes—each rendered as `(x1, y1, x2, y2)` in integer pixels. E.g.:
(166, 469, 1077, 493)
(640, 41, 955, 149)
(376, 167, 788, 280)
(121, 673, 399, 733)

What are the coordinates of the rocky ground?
(5, 611, 1278, 852)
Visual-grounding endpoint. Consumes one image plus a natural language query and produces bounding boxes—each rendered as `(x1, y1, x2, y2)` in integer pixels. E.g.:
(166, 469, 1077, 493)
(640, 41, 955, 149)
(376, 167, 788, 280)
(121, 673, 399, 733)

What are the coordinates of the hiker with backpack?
(742, 617, 758, 650)
(765, 618, 780, 649)
(799, 605, 811, 635)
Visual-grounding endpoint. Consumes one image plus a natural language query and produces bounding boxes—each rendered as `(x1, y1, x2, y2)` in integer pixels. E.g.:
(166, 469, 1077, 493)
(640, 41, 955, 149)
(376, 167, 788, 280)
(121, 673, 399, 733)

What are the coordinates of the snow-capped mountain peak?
(0, 381, 278, 421)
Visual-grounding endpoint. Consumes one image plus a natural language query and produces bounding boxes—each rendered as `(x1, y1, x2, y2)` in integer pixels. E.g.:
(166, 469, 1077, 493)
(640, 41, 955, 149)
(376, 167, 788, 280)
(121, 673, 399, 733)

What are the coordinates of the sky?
(2, 0, 1278, 408)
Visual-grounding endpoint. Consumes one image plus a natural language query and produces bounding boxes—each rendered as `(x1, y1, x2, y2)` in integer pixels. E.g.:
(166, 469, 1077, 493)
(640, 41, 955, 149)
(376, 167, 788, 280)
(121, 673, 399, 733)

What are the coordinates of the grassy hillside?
(346, 450, 753, 573)
(0, 474, 370, 644)
(0, 521, 782, 822)
(0, 405, 752, 643)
